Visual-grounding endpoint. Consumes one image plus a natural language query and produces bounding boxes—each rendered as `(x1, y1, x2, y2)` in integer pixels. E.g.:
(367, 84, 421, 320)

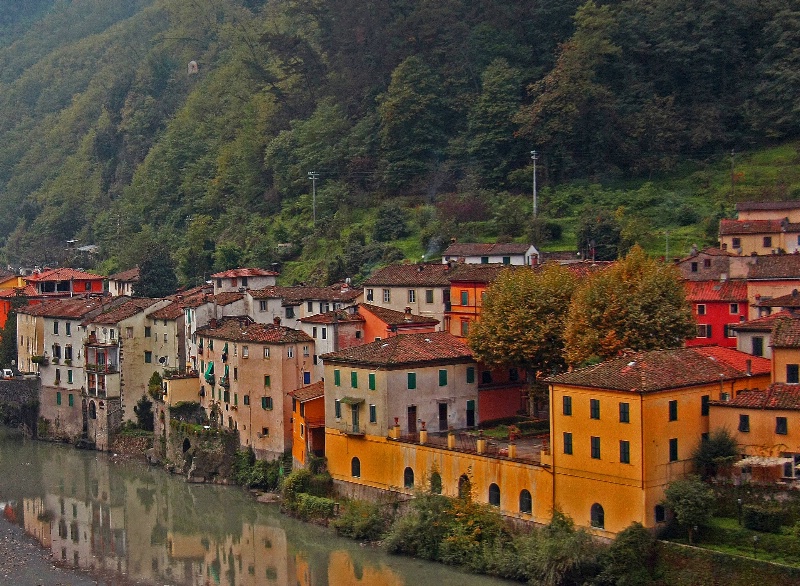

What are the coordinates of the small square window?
(730, 303, 739, 314)
(696, 304, 706, 316)
(739, 414, 750, 432)
(703, 258, 711, 268)
(243, 395, 250, 406)
(732, 237, 741, 248)
(691, 262, 698, 272)
(261, 427, 269, 437)
(764, 236, 773, 248)
(697, 324, 711, 338)
(777, 416, 788, 435)
(262, 396, 273, 410)
(789, 364, 800, 383)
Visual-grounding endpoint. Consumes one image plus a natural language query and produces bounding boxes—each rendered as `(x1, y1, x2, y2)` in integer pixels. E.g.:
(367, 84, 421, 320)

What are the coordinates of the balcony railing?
(86, 363, 119, 374)
(338, 422, 365, 436)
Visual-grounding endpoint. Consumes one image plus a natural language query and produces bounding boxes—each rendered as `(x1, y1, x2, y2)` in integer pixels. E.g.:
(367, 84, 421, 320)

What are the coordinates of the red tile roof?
(772, 318, 800, 348)
(107, 267, 139, 282)
(677, 246, 738, 262)
(85, 298, 163, 325)
(711, 383, 800, 410)
(197, 316, 312, 344)
(321, 331, 473, 367)
(447, 263, 511, 284)
(747, 255, 800, 280)
(149, 286, 233, 320)
(535, 260, 614, 278)
(214, 292, 245, 306)
(733, 310, 796, 332)
(362, 263, 453, 287)
(443, 243, 533, 257)
(719, 219, 787, 235)
(211, 268, 279, 278)
(756, 290, 800, 308)
(299, 309, 365, 325)
(249, 284, 361, 304)
(358, 304, 439, 326)
(545, 347, 770, 392)
(26, 268, 103, 282)
(0, 285, 38, 298)
(16, 296, 111, 318)
(289, 380, 324, 402)
(684, 280, 747, 302)
(736, 201, 800, 212)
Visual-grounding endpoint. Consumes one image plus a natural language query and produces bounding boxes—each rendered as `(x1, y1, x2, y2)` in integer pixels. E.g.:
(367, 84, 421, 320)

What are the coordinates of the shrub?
(306, 472, 333, 498)
(281, 469, 311, 508)
(595, 522, 658, 586)
(693, 429, 737, 479)
(742, 504, 784, 533)
(333, 501, 389, 541)
(295, 493, 336, 522)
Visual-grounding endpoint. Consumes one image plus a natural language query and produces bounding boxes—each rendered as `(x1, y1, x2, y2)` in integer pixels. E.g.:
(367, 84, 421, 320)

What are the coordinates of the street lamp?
(307, 171, 319, 225)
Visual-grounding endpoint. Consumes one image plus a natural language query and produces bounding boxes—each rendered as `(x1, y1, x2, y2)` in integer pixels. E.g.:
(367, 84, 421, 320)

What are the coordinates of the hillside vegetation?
(0, 0, 799, 285)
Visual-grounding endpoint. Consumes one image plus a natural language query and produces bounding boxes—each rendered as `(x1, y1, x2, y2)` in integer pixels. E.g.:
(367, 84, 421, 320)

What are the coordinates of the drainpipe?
(550, 383, 555, 519)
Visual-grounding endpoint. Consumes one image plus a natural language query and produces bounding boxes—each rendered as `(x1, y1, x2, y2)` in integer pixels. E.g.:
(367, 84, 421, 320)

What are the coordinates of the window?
(68, 393, 73, 407)
(369, 404, 377, 423)
(56, 392, 61, 406)
(64, 345, 73, 360)
(438, 369, 447, 386)
(701, 395, 709, 416)
(460, 320, 469, 336)
(732, 237, 741, 248)
(334, 369, 341, 386)
(481, 256, 489, 264)
(262, 396, 273, 410)
(739, 414, 750, 432)
(466, 367, 475, 384)
(366, 289, 374, 301)
(502, 256, 511, 265)
(481, 370, 492, 384)
(590, 398, 600, 419)
(407, 372, 416, 389)
(591, 503, 605, 529)
(66, 322, 71, 336)
(335, 399, 341, 418)
(259, 300, 267, 311)
(669, 438, 679, 462)
(242, 346, 248, 358)
(351, 457, 361, 478)
(408, 289, 416, 303)
(110, 329, 115, 340)
(243, 395, 250, 406)
(752, 336, 764, 357)
(669, 400, 678, 421)
(312, 327, 317, 338)
(509, 367, 519, 382)
(563, 396, 572, 416)
(620, 440, 630, 464)
(655, 504, 666, 523)
(351, 371, 358, 388)
(233, 367, 238, 381)
(619, 402, 630, 423)
(264, 375, 271, 387)
(764, 236, 773, 248)
(704, 258, 712, 268)
(144, 351, 152, 364)
(460, 290, 468, 305)
(285, 307, 295, 319)
(263, 347, 270, 359)
(369, 373, 376, 390)
(591, 436, 601, 459)
(488, 483, 500, 506)
(519, 489, 532, 514)
(307, 301, 314, 312)
(563, 432, 573, 455)
(125, 326, 133, 338)
(67, 370, 73, 384)
(322, 328, 327, 340)
(302, 345, 309, 357)
(425, 289, 434, 303)
(404, 467, 414, 488)
(287, 347, 294, 358)
(697, 304, 706, 316)
(383, 289, 390, 303)
(53, 321, 59, 335)
(724, 324, 738, 338)
(691, 262, 698, 273)
(789, 364, 800, 383)
(163, 333, 168, 342)
(52, 344, 61, 359)
(261, 427, 269, 437)
(777, 416, 788, 435)
(697, 324, 712, 338)
(730, 303, 739, 314)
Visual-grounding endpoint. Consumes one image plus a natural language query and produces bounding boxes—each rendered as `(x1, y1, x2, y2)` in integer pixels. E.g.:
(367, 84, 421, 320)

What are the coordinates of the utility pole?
(665, 230, 669, 262)
(531, 150, 538, 218)
(307, 171, 319, 225)
(731, 149, 735, 199)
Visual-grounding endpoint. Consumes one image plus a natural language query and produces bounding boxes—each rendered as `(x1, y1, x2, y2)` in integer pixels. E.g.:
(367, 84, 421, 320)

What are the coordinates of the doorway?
(438, 402, 448, 431)
(407, 405, 417, 433)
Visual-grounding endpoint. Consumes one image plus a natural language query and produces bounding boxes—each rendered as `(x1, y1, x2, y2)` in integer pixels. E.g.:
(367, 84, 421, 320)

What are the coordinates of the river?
(0, 429, 509, 585)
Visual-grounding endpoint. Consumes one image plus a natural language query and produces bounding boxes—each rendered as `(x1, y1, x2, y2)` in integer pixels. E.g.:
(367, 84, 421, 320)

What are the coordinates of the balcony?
(86, 363, 119, 374)
(338, 422, 365, 436)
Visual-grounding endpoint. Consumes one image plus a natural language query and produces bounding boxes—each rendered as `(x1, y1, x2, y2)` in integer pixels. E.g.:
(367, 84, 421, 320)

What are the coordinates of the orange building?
(546, 347, 771, 535)
(358, 303, 438, 342)
(444, 264, 508, 338)
(26, 267, 104, 296)
(289, 381, 324, 468)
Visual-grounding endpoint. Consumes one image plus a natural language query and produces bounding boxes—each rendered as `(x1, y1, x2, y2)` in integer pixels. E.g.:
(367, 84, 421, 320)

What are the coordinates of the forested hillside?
(0, 0, 799, 285)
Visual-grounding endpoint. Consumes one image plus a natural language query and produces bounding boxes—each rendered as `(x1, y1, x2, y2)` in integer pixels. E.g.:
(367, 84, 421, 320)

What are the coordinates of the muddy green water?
(0, 429, 509, 585)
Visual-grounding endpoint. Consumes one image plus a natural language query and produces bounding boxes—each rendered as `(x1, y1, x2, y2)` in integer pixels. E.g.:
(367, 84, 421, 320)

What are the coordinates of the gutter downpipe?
(550, 383, 556, 519)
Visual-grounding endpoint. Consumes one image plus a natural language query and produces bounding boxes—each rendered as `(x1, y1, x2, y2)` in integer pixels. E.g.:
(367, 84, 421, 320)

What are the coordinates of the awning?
(339, 396, 364, 405)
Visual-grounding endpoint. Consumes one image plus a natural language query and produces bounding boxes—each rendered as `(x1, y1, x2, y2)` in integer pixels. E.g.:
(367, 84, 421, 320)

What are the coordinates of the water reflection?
(0, 430, 506, 586)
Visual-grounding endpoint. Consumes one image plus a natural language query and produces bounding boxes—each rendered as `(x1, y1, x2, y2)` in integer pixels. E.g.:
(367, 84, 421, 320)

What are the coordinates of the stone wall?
(110, 433, 153, 457)
(0, 379, 39, 436)
(164, 420, 239, 483)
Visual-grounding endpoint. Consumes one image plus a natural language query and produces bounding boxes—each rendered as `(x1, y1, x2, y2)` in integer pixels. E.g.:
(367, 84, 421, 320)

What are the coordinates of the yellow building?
(719, 201, 800, 255)
(546, 346, 771, 535)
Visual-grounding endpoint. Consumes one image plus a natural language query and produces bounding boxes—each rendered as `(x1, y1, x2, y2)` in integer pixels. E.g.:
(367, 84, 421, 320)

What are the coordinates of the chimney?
(719, 273, 727, 283)
(404, 307, 412, 321)
(210, 318, 218, 328)
(273, 316, 281, 326)
(746, 359, 752, 376)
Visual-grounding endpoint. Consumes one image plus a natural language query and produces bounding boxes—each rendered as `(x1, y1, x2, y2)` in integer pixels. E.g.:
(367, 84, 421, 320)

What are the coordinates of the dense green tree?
(564, 246, 694, 364)
(662, 476, 715, 544)
(134, 246, 178, 298)
(692, 428, 738, 480)
(133, 395, 154, 431)
(0, 289, 26, 369)
(576, 207, 622, 261)
(594, 523, 658, 586)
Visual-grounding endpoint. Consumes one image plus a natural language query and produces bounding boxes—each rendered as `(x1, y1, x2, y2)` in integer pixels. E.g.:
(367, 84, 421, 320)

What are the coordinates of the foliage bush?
(594, 522, 659, 586)
(232, 448, 281, 491)
(692, 429, 737, 479)
(295, 493, 336, 523)
(742, 504, 784, 533)
(332, 501, 390, 541)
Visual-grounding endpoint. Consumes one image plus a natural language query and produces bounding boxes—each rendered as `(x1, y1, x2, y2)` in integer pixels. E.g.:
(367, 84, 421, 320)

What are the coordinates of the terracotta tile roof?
(711, 383, 800, 410)
(684, 280, 747, 302)
(747, 255, 800, 280)
(107, 267, 139, 282)
(214, 292, 245, 306)
(210, 268, 279, 278)
(443, 242, 533, 257)
(249, 284, 361, 304)
(321, 331, 473, 367)
(149, 303, 185, 321)
(26, 268, 103, 282)
(0, 285, 38, 298)
(21, 296, 112, 319)
(289, 380, 324, 402)
(772, 318, 800, 347)
(756, 290, 800, 308)
(733, 310, 796, 332)
(447, 263, 511, 284)
(149, 286, 223, 320)
(196, 316, 312, 344)
(677, 246, 737, 262)
(299, 309, 365, 324)
(545, 347, 770, 392)
(719, 218, 787, 236)
(358, 304, 439, 326)
(362, 263, 453, 287)
(85, 298, 162, 325)
(736, 201, 800, 212)
(535, 260, 614, 278)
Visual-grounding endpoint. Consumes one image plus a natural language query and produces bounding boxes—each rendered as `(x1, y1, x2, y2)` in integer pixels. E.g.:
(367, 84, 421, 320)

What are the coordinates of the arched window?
(351, 457, 361, 478)
(430, 471, 442, 494)
(591, 503, 605, 529)
(458, 474, 472, 499)
(89, 401, 96, 420)
(403, 467, 414, 488)
(488, 483, 500, 506)
(519, 489, 532, 514)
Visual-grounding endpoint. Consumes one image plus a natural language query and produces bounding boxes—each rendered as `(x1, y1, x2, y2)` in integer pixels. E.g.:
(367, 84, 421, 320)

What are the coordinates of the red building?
(685, 279, 748, 348)
(26, 268, 104, 296)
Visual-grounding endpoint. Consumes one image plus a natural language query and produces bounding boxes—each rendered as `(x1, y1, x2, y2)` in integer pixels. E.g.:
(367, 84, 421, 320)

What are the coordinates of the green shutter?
(261, 397, 267, 409)
(68, 394, 73, 407)
(335, 400, 341, 418)
(264, 375, 270, 387)
(351, 371, 358, 388)
(466, 367, 475, 384)
(234, 394, 238, 405)
(439, 369, 447, 386)
(368, 373, 376, 390)
(334, 369, 341, 386)
(407, 372, 416, 389)
(56, 392, 61, 406)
